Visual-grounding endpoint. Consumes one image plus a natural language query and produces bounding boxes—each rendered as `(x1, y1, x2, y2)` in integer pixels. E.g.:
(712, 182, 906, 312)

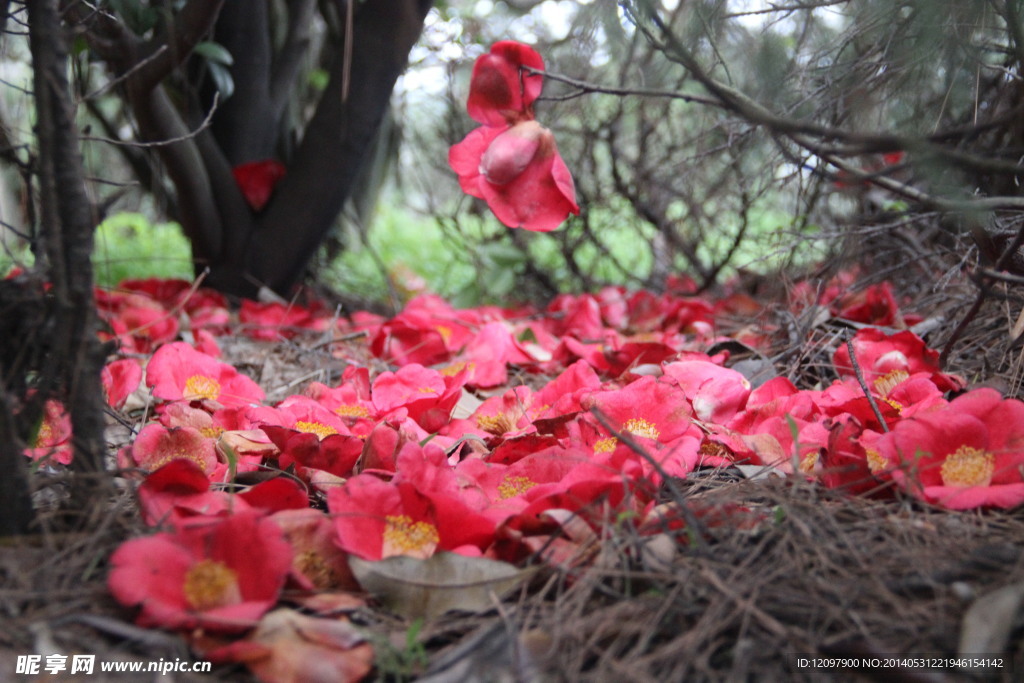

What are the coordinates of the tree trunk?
(210, 0, 434, 297)
(27, 0, 111, 524)
(66, 0, 432, 298)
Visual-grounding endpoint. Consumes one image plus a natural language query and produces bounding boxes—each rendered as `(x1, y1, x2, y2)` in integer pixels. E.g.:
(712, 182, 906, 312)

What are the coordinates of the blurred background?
(1, 0, 1019, 311)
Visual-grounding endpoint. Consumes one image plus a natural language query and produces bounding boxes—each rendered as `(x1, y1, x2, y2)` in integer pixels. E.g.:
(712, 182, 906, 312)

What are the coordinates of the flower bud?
(479, 121, 551, 185)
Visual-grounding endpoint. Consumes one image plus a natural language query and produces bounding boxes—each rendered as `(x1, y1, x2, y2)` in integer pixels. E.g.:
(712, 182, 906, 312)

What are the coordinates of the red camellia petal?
(450, 41, 579, 231)
(147, 341, 265, 408)
(102, 358, 143, 410)
(483, 135, 577, 230)
(232, 159, 287, 212)
(467, 41, 545, 126)
(129, 423, 218, 475)
(239, 477, 309, 513)
(874, 388, 1024, 509)
(24, 399, 73, 465)
(448, 126, 503, 199)
(480, 120, 546, 184)
(450, 122, 579, 232)
(108, 511, 293, 632)
(204, 608, 373, 683)
(137, 459, 244, 527)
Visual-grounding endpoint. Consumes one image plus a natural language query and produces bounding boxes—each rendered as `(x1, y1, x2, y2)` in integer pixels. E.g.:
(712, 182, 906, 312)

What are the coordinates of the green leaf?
(308, 68, 330, 91)
(193, 41, 234, 66)
(206, 62, 235, 100)
(479, 241, 525, 268)
(487, 266, 516, 297)
(219, 440, 238, 483)
(107, 0, 160, 34)
(516, 327, 538, 344)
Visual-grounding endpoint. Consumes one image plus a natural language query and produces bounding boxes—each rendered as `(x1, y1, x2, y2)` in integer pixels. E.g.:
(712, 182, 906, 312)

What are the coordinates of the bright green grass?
(91, 213, 193, 287)
(1, 213, 193, 286)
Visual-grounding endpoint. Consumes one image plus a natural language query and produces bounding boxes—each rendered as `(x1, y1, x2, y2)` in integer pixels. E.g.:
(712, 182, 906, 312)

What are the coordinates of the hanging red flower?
(449, 41, 579, 231)
(232, 159, 286, 212)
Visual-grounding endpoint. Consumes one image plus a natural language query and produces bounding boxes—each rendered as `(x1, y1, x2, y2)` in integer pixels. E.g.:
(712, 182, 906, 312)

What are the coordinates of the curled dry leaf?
(348, 552, 533, 621)
(958, 582, 1024, 663)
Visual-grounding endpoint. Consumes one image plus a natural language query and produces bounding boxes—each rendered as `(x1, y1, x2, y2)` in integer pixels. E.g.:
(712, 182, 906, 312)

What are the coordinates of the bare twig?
(528, 67, 722, 108)
(590, 407, 708, 550)
(80, 92, 219, 148)
(845, 340, 890, 433)
(940, 218, 1024, 366)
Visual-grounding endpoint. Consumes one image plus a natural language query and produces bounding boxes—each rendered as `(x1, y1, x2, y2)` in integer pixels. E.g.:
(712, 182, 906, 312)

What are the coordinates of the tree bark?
(65, 0, 432, 299)
(245, 0, 432, 295)
(28, 0, 111, 522)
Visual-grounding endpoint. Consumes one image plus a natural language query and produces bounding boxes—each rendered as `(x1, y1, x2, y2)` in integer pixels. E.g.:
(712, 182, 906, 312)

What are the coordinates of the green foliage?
(323, 205, 485, 306)
(0, 238, 31, 277)
(524, 202, 657, 287)
(324, 193, 824, 309)
(194, 41, 235, 99)
(92, 212, 193, 287)
(370, 619, 429, 682)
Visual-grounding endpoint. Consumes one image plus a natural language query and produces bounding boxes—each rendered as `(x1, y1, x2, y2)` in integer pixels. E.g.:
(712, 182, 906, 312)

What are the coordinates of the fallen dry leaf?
(349, 552, 533, 620)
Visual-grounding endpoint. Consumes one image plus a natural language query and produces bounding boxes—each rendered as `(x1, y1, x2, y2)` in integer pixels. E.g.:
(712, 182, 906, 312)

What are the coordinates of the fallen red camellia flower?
(874, 388, 1024, 509)
(108, 511, 293, 632)
(449, 41, 579, 231)
(147, 341, 265, 408)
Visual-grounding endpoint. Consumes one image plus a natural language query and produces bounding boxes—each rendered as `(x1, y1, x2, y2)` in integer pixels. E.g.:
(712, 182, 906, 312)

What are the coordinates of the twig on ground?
(845, 339, 890, 433)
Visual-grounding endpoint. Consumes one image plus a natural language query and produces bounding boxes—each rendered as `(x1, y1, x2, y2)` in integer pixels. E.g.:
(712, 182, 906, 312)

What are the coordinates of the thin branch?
(845, 340, 890, 433)
(940, 218, 1024, 366)
(590, 407, 709, 551)
(270, 0, 318, 117)
(529, 67, 722, 108)
(623, 0, 1024, 188)
(129, 0, 227, 93)
(81, 45, 167, 101)
(721, 0, 851, 19)
(976, 266, 1024, 286)
(80, 93, 219, 148)
(998, 0, 1024, 79)
(534, 60, 1024, 182)
(62, 0, 224, 94)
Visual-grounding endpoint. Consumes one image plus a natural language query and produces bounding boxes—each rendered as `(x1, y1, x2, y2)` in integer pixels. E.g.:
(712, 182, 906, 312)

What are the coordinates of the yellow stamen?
(334, 404, 371, 419)
(440, 361, 472, 377)
(294, 421, 338, 439)
(383, 515, 439, 558)
(873, 370, 909, 397)
(477, 413, 517, 435)
(593, 437, 618, 454)
(940, 446, 994, 487)
(184, 375, 221, 401)
(150, 450, 209, 473)
(497, 475, 537, 499)
(624, 417, 660, 440)
(35, 422, 54, 447)
(698, 440, 733, 460)
(865, 448, 887, 474)
(183, 559, 240, 610)
(799, 451, 819, 474)
(295, 550, 337, 589)
(881, 397, 904, 415)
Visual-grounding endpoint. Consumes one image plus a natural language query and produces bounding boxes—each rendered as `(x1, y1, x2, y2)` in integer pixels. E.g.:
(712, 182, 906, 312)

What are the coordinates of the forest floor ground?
(3, 257, 1024, 683)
